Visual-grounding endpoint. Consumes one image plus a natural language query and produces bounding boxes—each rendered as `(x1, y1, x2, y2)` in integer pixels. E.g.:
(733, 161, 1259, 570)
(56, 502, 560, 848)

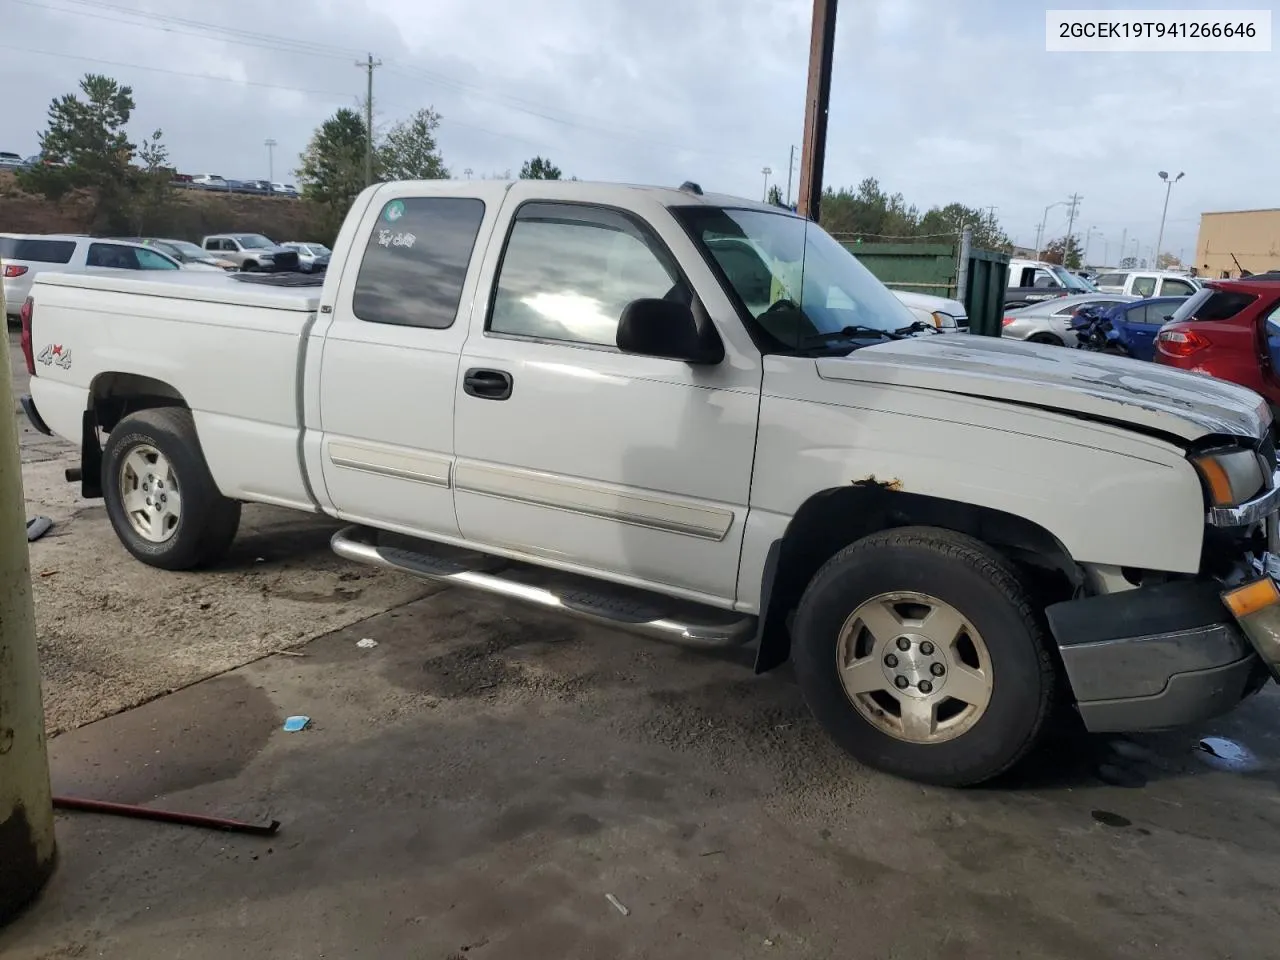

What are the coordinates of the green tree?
(379, 107, 448, 181)
(520, 156, 562, 180)
(918, 203, 1010, 251)
(766, 184, 785, 207)
(1156, 251, 1182, 269)
(297, 108, 373, 231)
(131, 128, 172, 234)
(1042, 235, 1084, 268)
(18, 73, 163, 232)
(819, 178, 920, 240)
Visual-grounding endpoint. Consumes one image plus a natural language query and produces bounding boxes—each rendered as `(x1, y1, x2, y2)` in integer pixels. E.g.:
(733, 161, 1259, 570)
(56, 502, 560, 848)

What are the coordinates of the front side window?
(675, 206, 914, 352)
(236, 235, 273, 249)
(1161, 278, 1195, 297)
(1095, 273, 1126, 288)
(489, 203, 683, 347)
(352, 196, 486, 329)
(87, 243, 140, 269)
(135, 248, 179, 270)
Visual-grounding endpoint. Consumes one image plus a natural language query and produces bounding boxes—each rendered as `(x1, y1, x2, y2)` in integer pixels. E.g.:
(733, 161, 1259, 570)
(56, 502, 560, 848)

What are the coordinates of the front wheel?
(102, 407, 241, 570)
(791, 527, 1057, 786)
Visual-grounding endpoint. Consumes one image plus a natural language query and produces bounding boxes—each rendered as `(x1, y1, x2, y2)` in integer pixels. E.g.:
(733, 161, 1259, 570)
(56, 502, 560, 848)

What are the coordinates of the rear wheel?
(791, 527, 1057, 786)
(102, 408, 240, 570)
(1028, 333, 1064, 347)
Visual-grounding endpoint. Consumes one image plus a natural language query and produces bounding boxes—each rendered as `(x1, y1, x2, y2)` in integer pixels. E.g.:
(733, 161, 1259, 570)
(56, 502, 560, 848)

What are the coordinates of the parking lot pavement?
(2, 588, 1280, 960)
(9, 330, 434, 733)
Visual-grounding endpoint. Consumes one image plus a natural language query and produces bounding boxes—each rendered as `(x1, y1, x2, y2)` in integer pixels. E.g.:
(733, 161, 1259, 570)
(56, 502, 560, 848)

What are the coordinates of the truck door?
(452, 192, 760, 605)
(312, 184, 506, 540)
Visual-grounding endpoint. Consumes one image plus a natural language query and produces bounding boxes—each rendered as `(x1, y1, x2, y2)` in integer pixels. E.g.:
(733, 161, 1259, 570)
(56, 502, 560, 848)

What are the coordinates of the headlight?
(931, 311, 956, 330)
(1192, 448, 1267, 507)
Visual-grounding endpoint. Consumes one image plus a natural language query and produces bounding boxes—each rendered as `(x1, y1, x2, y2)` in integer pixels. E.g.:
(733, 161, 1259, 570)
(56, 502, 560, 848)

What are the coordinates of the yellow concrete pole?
(0, 274, 56, 922)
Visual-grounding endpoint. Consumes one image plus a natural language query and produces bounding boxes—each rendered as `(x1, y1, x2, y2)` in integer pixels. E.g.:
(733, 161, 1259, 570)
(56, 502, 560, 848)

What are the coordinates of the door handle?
(463, 368, 513, 401)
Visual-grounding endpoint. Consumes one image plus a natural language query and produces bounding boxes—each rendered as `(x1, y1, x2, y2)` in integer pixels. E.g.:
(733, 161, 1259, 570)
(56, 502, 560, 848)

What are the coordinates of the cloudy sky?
(2, 0, 1274, 264)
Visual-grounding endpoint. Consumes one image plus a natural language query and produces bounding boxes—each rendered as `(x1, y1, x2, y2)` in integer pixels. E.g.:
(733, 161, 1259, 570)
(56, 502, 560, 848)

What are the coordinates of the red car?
(1154, 275, 1280, 416)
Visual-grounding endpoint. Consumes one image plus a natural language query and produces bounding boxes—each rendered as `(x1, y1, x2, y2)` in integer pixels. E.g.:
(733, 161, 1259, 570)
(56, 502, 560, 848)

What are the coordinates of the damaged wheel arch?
(753, 485, 1081, 673)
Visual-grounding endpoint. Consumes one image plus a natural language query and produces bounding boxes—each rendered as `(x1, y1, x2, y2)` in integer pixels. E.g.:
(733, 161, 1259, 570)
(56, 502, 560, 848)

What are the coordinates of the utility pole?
(1035, 199, 1069, 259)
(355, 53, 382, 187)
(264, 138, 276, 186)
(785, 144, 796, 207)
(0, 282, 56, 923)
(1119, 227, 1127, 265)
(797, 0, 838, 222)
(1064, 193, 1082, 257)
(761, 166, 772, 202)
(463, 168, 473, 180)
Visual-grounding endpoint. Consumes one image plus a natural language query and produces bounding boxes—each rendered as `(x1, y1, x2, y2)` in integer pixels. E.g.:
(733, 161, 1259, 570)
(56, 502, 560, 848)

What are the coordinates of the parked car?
(1005, 258, 1097, 309)
(190, 174, 229, 189)
(890, 289, 968, 333)
(201, 233, 299, 272)
(1093, 270, 1199, 299)
(1155, 277, 1280, 418)
(0, 151, 25, 169)
(280, 242, 331, 273)
(129, 238, 238, 271)
(18, 180, 1280, 787)
(271, 182, 299, 197)
(0, 234, 184, 320)
(1001, 293, 1138, 346)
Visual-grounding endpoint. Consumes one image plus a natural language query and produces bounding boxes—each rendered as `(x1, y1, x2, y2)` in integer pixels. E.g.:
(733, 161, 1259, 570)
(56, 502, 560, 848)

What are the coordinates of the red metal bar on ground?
(53, 796, 280, 836)
(797, 0, 838, 222)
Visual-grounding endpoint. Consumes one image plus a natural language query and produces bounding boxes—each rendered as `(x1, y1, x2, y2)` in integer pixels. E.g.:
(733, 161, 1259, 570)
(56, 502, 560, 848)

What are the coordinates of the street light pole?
(264, 138, 277, 186)
(1035, 200, 1069, 258)
(762, 166, 772, 202)
(1154, 170, 1184, 269)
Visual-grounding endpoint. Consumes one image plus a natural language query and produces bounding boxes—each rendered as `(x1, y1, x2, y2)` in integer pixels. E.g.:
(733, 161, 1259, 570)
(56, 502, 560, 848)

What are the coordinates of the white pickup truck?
(17, 179, 1280, 786)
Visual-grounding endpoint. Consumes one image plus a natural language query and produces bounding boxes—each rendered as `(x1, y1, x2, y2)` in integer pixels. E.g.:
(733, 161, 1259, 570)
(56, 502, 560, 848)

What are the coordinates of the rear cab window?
(352, 196, 487, 328)
(1159, 277, 1196, 297)
(0, 237, 76, 264)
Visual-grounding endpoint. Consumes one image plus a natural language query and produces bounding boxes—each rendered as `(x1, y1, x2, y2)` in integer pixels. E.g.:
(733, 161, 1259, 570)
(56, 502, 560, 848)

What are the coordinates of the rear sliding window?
(1170, 288, 1257, 324)
(352, 197, 486, 329)
(0, 238, 75, 264)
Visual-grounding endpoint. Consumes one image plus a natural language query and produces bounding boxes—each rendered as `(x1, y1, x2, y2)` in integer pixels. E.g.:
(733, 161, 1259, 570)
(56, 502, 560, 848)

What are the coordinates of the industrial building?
(1195, 208, 1280, 278)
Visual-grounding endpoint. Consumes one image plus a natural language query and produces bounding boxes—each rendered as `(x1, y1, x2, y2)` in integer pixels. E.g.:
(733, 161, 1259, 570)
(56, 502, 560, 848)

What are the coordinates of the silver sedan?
(1001, 293, 1139, 347)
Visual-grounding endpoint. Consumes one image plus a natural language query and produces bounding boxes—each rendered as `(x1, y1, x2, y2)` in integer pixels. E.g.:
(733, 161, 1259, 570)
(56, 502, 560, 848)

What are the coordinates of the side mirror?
(616, 298, 724, 365)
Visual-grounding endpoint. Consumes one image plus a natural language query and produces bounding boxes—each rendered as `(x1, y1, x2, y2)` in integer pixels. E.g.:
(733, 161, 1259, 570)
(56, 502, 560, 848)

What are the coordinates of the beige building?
(1195, 208, 1280, 279)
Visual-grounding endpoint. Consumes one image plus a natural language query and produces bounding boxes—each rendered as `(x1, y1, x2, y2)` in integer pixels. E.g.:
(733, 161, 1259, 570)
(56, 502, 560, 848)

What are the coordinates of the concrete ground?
(6, 331, 1280, 959)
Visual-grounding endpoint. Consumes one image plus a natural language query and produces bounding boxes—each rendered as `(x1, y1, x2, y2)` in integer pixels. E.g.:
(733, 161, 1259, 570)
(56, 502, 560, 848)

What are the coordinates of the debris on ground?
(53, 795, 279, 835)
(26, 515, 53, 541)
(357, 638, 378, 649)
(1197, 736, 1257, 771)
(1091, 809, 1132, 828)
(605, 893, 630, 916)
(282, 716, 311, 732)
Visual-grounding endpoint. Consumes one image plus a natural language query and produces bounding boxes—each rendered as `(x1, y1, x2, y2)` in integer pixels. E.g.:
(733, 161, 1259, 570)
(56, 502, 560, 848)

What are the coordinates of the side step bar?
(331, 525, 756, 649)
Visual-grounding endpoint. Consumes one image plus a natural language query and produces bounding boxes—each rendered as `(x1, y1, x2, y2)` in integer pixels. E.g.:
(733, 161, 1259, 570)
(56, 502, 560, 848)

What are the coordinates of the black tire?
(243, 260, 258, 272)
(1027, 333, 1064, 347)
(791, 526, 1057, 787)
(101, 407, 241, 571)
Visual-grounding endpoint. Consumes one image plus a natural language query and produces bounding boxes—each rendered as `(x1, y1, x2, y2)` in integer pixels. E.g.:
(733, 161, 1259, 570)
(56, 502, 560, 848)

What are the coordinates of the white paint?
(19, 179, 1273, 617)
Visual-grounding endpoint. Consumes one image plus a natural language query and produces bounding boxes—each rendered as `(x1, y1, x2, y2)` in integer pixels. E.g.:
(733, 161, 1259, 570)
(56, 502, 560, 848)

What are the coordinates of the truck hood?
(816, 335, 1269, 443)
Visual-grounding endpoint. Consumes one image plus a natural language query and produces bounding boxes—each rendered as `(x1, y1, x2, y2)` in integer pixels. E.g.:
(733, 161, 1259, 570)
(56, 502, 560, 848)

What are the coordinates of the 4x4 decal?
(36, 343, 71, 369)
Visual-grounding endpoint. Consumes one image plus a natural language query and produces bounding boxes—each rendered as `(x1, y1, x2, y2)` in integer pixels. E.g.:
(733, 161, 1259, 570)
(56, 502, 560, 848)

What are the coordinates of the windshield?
(308, 245, 331, 255)
(675, 207, 916, 350)
(1051, 266, 1095, 292)
(236, 235, 274, 249)
(167, 240, 209, 258)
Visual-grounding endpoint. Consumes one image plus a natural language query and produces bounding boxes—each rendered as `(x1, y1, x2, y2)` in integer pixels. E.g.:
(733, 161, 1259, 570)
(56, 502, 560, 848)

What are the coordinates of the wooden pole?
(0, 281, 56, 924)
(796, 0, 838, 222)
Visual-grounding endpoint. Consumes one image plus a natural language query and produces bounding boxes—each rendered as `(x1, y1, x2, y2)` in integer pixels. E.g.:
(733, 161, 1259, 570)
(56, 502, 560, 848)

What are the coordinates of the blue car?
(1100, 296, 1188, 362)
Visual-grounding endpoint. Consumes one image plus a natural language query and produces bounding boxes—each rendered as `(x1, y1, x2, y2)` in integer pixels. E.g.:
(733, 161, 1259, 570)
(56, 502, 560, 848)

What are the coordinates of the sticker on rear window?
(384, 200, 405, 223)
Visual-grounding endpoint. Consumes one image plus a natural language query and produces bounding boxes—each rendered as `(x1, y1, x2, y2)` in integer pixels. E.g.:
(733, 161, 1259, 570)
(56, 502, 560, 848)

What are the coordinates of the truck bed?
(34, 269, 323, 313)
(27, 269, 321, 513)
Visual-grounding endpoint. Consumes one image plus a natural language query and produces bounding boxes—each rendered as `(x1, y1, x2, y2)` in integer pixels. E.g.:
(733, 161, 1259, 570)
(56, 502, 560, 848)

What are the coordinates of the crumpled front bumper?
(1046, 465, 1280, 733)
(1047, 579, 1269, 733)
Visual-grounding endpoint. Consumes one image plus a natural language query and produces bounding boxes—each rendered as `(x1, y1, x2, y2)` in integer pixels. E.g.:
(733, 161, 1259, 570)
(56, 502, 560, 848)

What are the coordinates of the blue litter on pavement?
(282, 716, 311, 732)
